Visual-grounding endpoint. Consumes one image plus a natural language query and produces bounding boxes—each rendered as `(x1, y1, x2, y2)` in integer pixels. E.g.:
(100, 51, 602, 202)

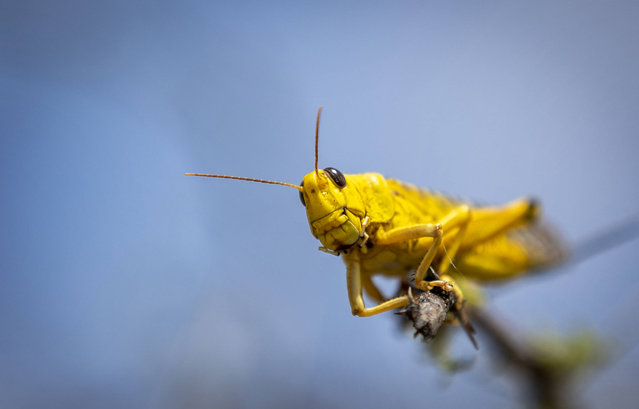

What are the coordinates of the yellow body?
(301, 169, 563, 317)
(187, 108, 564, 319)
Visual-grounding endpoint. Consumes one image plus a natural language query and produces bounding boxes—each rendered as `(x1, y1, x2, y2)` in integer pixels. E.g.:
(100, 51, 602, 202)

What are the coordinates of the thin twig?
(401, 293, 602, 409)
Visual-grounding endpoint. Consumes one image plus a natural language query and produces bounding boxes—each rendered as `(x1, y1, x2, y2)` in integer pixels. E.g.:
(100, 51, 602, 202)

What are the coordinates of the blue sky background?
(2, 1, 639, 408)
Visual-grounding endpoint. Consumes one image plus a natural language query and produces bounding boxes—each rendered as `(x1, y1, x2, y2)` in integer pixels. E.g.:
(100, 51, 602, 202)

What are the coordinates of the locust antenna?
(184, 173, 303, 192)
(314, 106, 323, 177)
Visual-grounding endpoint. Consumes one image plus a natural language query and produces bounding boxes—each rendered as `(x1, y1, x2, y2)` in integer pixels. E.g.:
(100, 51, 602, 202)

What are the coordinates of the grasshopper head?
(186, 107, 389, 253)
(300, 167, 366, 251)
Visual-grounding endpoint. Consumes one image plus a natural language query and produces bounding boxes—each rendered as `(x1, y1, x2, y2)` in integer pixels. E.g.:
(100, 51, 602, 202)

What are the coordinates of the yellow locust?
(186, 108, 564, 319)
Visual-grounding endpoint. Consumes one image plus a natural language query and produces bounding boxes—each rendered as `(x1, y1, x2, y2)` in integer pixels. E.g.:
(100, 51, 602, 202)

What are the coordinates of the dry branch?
(400, 288, 603, 409)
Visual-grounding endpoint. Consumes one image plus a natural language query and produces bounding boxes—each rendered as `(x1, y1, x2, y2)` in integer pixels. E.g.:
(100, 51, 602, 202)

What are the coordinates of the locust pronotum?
(186, 108, 564, 322)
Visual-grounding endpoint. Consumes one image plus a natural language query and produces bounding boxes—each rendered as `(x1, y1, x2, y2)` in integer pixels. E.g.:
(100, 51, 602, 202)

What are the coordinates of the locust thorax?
(300, 168, 366, 251)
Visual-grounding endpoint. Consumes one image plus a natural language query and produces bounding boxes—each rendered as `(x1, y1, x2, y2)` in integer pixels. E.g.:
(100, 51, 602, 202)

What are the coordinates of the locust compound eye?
(299, 181, 306, 206)
(323, 167, 346, 188)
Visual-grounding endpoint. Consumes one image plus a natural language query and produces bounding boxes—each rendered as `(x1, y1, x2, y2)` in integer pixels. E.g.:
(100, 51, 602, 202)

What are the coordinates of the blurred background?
(2, 1, 639, 408)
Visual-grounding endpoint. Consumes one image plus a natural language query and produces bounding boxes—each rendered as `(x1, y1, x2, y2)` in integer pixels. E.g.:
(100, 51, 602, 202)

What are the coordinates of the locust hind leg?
(436, 206, 472, 308)
(434, 199, 537, 307)
(460, 198, 539, 247)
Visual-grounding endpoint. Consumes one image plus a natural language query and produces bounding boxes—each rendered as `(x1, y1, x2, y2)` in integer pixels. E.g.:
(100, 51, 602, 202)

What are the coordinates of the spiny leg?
(437, 207, 472, 308)
(416, 206, 471, 300)
(438, 208, 471, 275)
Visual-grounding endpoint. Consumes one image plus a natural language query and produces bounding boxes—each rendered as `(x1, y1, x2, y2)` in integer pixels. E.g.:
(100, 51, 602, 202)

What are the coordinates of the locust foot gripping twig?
(399, 278, 478, 348)
(399, 287, 460, 342)
(399, 287, 452, 341)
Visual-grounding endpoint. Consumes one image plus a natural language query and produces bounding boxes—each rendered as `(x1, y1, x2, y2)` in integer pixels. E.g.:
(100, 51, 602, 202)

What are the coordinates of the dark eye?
(299, 181, 306, 206)
(323, 167, 346, 188)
